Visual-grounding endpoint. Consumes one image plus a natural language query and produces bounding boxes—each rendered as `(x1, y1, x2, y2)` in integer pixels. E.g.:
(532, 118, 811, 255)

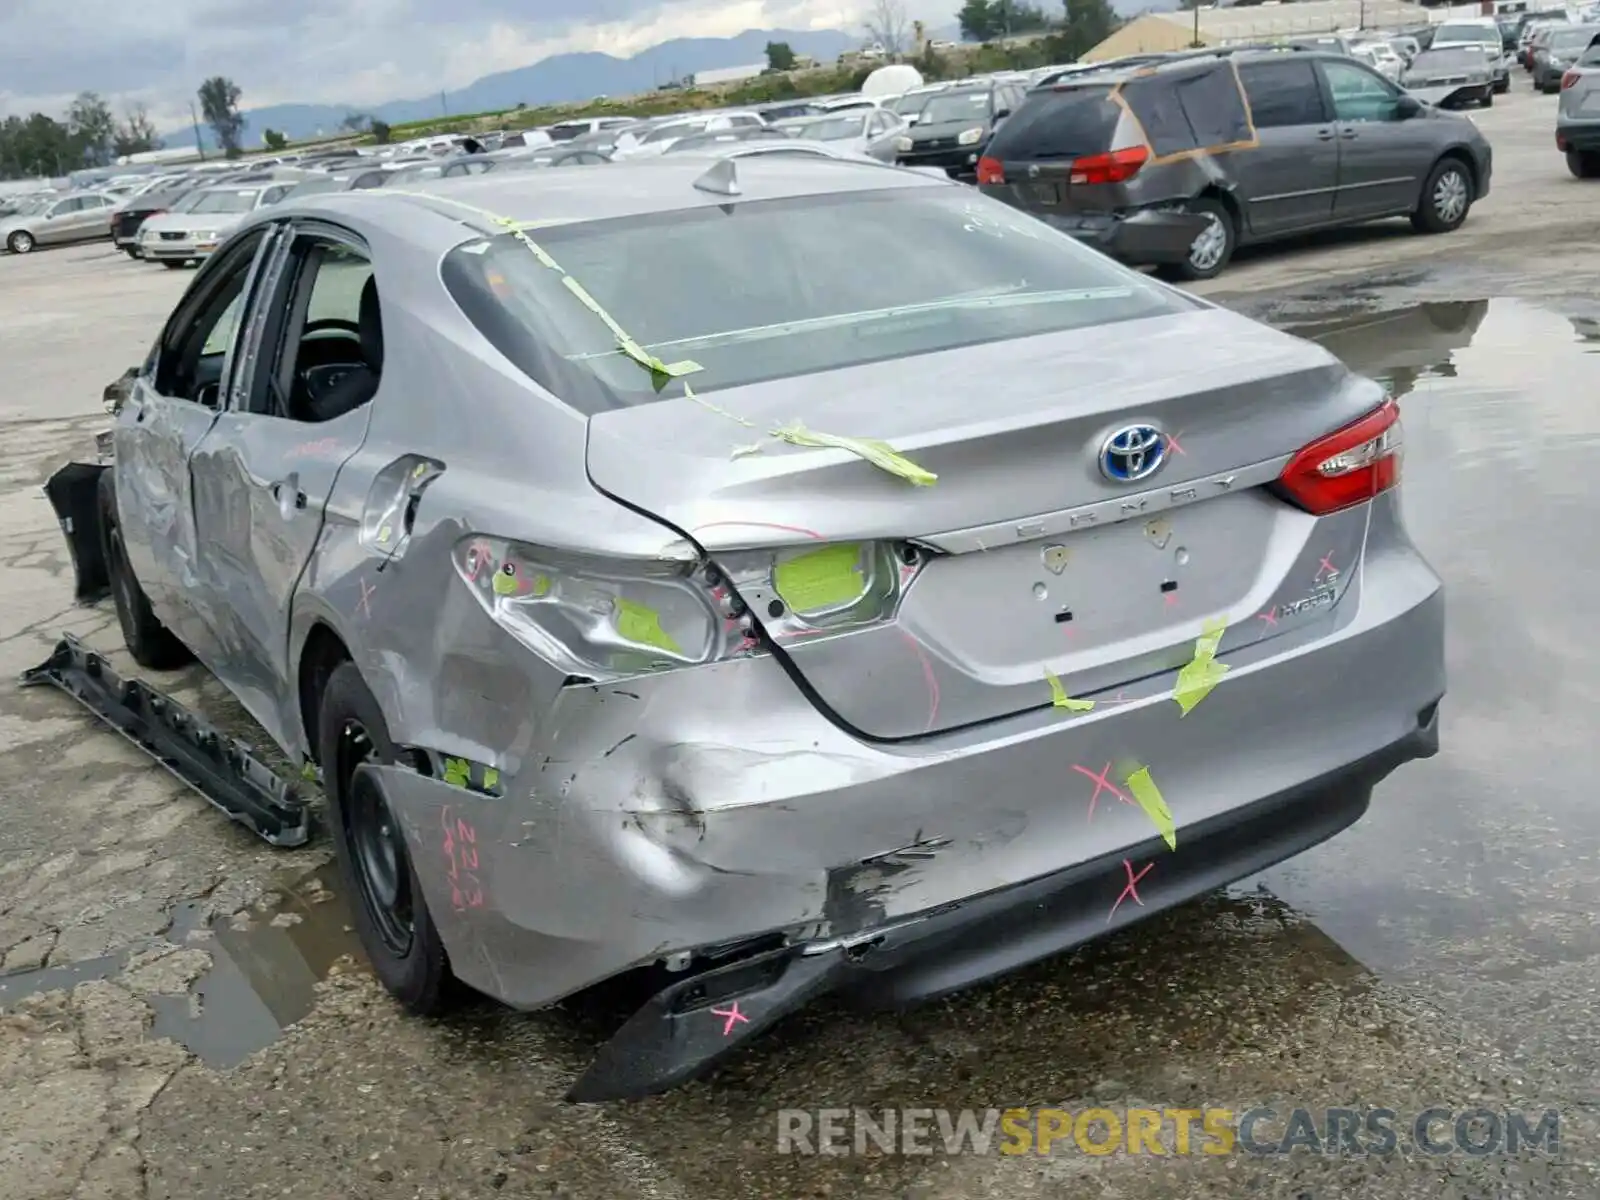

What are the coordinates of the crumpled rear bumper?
(1040, 208, 1213, 266)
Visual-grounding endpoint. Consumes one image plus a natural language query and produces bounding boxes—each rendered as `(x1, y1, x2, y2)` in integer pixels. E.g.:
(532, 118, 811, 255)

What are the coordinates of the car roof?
(277, 156, 945, 251)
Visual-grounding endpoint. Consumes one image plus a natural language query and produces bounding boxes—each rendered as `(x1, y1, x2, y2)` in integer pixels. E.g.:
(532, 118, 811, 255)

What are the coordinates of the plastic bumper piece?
(20, 634, 313, 847)
(565, 707, 1439, 1103)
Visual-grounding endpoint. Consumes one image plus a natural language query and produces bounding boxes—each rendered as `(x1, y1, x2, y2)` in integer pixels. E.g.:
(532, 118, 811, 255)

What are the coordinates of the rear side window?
(1238, 59, 1328, 128)
(440, 188, 1192, 412)
(1583, 39, 1600, 65)
(985, 86, 1119, 160)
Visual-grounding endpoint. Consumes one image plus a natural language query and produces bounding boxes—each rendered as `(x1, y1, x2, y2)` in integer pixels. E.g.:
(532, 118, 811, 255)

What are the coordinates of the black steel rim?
(339, 719, 414, 955)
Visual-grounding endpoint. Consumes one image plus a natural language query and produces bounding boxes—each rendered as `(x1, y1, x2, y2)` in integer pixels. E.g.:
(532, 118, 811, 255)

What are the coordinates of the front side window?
(440, 187, 1193, 412)
(1239, 59, 1328, 128)
(1321, 60, 1401, 122)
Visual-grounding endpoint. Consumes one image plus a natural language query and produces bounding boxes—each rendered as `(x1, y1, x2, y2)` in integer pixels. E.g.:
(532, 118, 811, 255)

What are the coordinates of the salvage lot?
(5, 85, 1600, 1199)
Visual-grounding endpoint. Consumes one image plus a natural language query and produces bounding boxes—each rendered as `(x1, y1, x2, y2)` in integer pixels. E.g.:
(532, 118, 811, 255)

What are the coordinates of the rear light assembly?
(1067, 145, 1149, 185)
(1272, 398, 1403, 516)
(975, 155, 1004, 184)
(1562, 70, 1581, 88)
(450, 536, 927, 681)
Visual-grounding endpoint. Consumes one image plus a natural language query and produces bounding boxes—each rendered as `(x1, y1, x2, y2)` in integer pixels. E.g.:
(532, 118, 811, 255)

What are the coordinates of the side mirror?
(995, 107, 1012, 119)
(1396, 94, 1424, 119)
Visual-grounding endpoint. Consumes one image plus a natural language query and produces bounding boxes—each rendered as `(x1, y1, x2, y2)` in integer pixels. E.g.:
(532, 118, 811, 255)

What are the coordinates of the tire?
(1567, 149, 1600, 179)
(1481, 90, 1494, 107)
(122, 246, 140, 259)
(7, 230, 34, 254)
(1411, 157, 1474, 234)
(97, 469, 193, 670)
(1160, 195, 1235, 282)
(318, 662, 454, 1015)
(162, 260, 185, 269)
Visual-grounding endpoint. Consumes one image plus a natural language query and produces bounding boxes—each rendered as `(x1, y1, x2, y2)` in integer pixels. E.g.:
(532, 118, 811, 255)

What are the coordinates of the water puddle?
(0, 864, 363, 1068)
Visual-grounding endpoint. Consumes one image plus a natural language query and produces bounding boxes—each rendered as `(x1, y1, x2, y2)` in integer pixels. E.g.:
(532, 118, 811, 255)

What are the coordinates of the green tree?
(0, 113, 77, 178)
(766, 40, 797, 70)
(67, 91, 117, 167)
(1060, 0, 1119, 55)
(112, 104, 162, 157)
(197, 75, 246, 158)
(959, 0, 998, 39)
(262, 128, 287, 150)
(369, 119, 392, 145)
(341, 112, 370, 132)
(1002, 1, 1053, 33)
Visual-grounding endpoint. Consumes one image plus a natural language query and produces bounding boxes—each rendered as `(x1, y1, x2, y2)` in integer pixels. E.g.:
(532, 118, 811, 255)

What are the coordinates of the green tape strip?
(770, 421, 937, 487)
(1173, 616, 1230, 716)
(1125, 765, 1176, 851)
(1043, 667, 1094, 713)
(773, 544, 866, 612)
(614, 596, 682, 655)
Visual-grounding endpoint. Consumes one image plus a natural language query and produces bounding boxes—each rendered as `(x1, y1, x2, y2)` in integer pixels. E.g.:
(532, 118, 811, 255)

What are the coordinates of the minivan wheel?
(1162, 196, 1235, 282)
(7, 230, 34, 254)
(1568, 149, 1600, 179)
(318, 662, 455, 1015)
(1411, 158, 1473, 233)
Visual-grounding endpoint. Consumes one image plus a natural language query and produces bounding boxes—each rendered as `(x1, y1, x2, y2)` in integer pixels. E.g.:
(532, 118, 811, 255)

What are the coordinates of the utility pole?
(1193, 0, 1202, 47)
(189, 101, 206, 161)
(441, 90, 449, 117)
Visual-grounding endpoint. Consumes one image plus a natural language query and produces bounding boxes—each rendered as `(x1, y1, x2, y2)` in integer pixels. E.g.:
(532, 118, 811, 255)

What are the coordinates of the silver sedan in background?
(770, 108, 909, 161)
(0, 191, 117, 254)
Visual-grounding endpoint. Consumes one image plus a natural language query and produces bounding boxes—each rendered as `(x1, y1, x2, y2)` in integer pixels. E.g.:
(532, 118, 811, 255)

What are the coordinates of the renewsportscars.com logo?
(776, 1107, 1562, 1158)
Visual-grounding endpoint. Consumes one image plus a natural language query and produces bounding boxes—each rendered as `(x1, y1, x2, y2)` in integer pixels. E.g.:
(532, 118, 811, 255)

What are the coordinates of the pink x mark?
(1108, 858, 1155, 923)
(1257, 606, 1278, 628)
(1072, 761, 1132, 822)
(1316, 552, 1337, 581)
(1163, 590, 1179, 609)
(710, 1002, 750, 1036)
(357, 578, 376, 618)
(1165, 431, 1186, 457)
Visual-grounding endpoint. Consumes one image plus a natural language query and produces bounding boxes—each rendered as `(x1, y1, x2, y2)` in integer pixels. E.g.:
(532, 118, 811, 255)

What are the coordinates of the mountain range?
(164, 6, 1176, 149)
(163, 28, 861, 147)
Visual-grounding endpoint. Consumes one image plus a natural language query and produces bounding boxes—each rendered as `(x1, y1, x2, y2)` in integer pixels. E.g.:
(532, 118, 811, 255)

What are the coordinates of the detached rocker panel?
(21, 634, 313, 847)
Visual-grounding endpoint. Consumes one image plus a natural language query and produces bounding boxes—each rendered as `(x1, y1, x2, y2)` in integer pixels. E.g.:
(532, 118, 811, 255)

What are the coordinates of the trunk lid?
(586, 307, 1382, 738)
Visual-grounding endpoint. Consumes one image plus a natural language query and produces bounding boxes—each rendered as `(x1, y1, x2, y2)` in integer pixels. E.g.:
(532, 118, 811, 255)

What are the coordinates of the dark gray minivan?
(976, 47, 1492, 280)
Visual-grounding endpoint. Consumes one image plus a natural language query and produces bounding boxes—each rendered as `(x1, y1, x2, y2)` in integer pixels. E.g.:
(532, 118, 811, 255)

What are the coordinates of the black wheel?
(1411, 157, 1473, 234)
(162, 260, 185, 269)
(7, 230, 34, 254)
(122, 246, 140, 259)
(318, 662, 454, 1015)
(97, 469, 192, 670)
(1567, 149, 1600, 179)
(1159, 195, 1235, 282)
(1481, 90, 1494, 107)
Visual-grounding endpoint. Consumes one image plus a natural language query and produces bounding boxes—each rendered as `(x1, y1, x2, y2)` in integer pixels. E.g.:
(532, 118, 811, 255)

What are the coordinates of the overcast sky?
(0, 0, 956, 129)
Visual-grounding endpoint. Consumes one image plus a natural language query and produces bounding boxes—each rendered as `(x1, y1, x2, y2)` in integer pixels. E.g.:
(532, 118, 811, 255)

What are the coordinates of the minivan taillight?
(1562, 69, 1581, 88)
(976, 155, 1004, 184)
(1068, 145, 1149, 185)
(1272, 398, 1402, 516)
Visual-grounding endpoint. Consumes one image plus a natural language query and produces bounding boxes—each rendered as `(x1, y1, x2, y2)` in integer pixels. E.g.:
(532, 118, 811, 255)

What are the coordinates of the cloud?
(0, 0, 955, 131)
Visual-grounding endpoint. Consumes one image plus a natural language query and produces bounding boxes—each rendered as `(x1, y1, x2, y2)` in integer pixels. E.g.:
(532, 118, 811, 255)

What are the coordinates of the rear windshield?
(440, 187, 1190, 412)
(985, 85, 1118, 160)
(1549, 27, 1598, 48)
(643, 121, 703, 144)
(1434, 23, 1499, 44)
(785, 114, 869, 140)
(189, 189, 260, 214)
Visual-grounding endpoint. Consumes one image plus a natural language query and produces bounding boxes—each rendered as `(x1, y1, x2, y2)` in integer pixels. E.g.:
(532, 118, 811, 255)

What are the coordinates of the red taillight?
(976, 155, 1004, 184)
(1562, 70, 1580, 88)
(1067, 145, 1148, 185)
(1273, 398, 1403, 516)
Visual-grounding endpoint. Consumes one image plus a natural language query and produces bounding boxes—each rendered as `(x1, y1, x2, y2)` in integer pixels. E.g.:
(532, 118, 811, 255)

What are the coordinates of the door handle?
(270, 479, 307, 510)
(1316, 128, 1337, 140)
(1339, 127, 1360, 139)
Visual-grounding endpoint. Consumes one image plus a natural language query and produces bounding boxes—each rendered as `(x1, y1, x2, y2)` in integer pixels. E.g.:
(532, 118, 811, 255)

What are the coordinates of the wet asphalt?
(5, 86, 1600, 1197)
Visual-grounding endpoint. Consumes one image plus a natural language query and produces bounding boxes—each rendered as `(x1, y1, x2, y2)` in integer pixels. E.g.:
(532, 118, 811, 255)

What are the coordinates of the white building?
(691, 63, 767, 87)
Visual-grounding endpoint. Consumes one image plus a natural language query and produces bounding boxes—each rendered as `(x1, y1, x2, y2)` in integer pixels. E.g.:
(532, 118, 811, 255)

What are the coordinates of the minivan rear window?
(441, 186, 1191, 412)
(984, 85, 1119, 160)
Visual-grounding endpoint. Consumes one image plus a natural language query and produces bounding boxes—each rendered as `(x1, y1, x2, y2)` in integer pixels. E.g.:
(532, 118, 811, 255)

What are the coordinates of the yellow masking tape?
(730, 442, 765, 459)
(770, 421, 937, 487)
(1173, 616, 1230, 716)
(773, 544, 866, 612)
(443, 757, 471, 788)
(482, 767, 499, 791)
(1125, 765, 1176, 851)
(685, 383, 757, 429)
(493, 565, 551, 598)
(1043, 667, 1095, 713)
(614, 597, 682, 655)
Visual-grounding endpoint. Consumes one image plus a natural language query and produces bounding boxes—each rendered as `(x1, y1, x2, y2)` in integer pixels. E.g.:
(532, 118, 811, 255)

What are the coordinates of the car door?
(1233, 58, 1340, 236)
(1317, 57, 1428, 219)
(36, 197, 82, 245)
(77, 196, 114, 241)
(186, 224, 382, 746)
(115, 224, 284, 656)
